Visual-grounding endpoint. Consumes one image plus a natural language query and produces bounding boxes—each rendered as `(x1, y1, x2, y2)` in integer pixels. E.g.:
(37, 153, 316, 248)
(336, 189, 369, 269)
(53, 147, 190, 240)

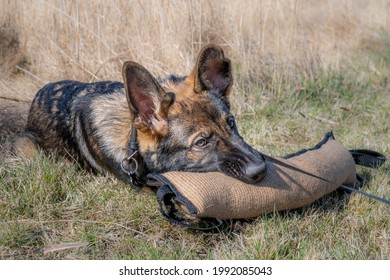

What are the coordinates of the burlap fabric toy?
(148, 132, 386, 228)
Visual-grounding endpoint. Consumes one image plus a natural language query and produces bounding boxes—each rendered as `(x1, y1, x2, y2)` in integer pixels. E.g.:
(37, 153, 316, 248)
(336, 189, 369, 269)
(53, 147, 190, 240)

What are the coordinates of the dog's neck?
(121, 125, 147, 188)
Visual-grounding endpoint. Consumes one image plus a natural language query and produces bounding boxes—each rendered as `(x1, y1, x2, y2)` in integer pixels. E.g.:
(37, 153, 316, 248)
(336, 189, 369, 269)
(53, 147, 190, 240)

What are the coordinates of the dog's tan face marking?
(122, 45, 267, 183)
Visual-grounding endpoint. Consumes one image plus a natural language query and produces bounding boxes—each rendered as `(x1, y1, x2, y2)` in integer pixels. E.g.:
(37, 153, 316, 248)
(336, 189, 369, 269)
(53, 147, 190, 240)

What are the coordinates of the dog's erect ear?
(122, 61, 174, 137)
(193, 44, 233, 107)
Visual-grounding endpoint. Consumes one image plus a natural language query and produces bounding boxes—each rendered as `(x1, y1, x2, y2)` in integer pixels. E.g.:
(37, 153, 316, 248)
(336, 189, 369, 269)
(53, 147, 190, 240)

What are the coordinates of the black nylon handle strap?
(262, 154, 335, 183)
(349, 149, 387, 168)
(338, 184, 390, 205)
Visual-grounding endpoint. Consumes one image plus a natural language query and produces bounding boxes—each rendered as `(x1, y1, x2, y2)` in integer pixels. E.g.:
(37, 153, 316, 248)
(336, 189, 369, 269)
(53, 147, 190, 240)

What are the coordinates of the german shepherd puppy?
(13, 45, 267, 187)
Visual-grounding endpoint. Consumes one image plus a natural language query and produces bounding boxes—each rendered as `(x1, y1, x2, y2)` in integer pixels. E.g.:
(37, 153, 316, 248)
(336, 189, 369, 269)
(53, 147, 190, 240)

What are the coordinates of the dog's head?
(122, 45, 266, 184)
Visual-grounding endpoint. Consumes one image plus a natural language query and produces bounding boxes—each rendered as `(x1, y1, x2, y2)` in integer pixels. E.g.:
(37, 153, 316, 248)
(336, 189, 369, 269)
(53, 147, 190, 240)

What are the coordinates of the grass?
(0, 0, 389, 260)
(1, 48, 389, 259)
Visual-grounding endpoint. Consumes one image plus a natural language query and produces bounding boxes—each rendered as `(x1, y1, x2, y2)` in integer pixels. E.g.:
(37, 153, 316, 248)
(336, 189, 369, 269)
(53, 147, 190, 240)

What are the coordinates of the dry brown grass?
(0, 0, 389, 260)
(0, 0, 389, 135)
(1, 1, 389, 84)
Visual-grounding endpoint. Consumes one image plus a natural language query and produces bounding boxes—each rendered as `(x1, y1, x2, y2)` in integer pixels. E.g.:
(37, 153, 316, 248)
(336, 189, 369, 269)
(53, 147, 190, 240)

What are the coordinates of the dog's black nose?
(245, 161, 267, 183)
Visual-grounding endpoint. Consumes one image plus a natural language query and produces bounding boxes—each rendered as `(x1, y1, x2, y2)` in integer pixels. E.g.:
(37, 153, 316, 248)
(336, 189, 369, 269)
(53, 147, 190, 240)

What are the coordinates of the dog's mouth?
(218, 158, 267, 184)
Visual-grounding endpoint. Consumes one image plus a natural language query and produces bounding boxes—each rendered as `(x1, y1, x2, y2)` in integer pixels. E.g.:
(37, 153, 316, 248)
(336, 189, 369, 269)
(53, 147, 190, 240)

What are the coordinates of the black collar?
(121, 126, 146, 189)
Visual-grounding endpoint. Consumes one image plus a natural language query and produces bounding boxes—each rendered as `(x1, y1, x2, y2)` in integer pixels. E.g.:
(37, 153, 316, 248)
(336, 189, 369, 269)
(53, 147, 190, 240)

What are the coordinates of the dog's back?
(21, 81, 131, 174)
(27, 81, 119, 148)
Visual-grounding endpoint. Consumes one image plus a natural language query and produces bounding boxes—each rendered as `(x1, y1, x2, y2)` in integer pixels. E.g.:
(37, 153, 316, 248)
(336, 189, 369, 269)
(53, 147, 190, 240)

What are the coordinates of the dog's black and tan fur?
(13, 45, 266, 186)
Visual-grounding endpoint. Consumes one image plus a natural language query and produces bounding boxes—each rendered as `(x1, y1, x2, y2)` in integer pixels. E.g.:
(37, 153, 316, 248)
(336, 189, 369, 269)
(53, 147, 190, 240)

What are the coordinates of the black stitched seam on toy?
(148, 173, 199, 215)
(283, 131, 335, 159)
(150, 174, 224, 231)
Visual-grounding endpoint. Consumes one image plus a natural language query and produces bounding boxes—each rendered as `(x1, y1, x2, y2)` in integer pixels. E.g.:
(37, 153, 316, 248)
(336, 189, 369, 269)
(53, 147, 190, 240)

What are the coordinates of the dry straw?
(0, 0, 389, 134)
(1, 0, 389, 83)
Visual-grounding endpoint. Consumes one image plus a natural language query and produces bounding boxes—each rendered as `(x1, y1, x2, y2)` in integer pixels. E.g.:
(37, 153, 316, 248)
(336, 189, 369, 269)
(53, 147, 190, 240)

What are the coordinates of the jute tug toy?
(147, 132, 387, 229)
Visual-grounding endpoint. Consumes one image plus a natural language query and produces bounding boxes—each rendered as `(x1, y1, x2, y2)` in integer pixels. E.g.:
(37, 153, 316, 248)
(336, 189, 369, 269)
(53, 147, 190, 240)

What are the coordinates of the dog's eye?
(194, 138, 208, 148)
